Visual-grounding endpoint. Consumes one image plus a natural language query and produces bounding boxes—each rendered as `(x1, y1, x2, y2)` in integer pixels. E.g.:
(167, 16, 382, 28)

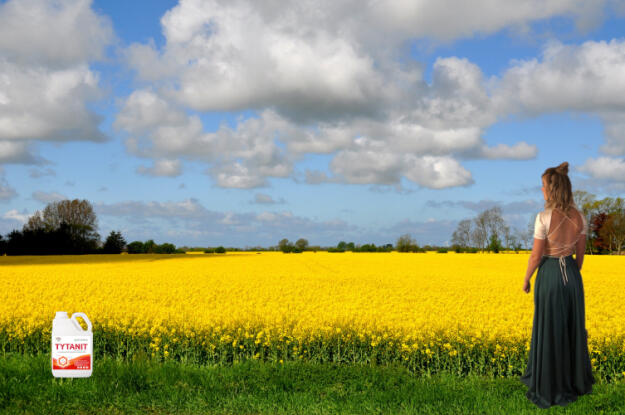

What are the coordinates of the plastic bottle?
(51, 311, 93, 378)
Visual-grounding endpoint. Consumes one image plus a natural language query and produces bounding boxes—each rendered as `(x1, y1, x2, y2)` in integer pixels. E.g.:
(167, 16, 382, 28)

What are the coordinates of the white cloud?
(3, 208, 29, 223)
(494, 39, 625, 158)
(577, 156, 625, 181)
(471, 142, 538, 160)
(137, 159, 182, 177)
(117, 1, 625, 190)
(0, 0, 112, 67)
(0, 141, 40, 164)
(0, 0, 112, 163)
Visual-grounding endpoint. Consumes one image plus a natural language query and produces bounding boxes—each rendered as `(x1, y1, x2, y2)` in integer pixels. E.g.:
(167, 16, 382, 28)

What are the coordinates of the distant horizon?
(2, 0, 625, 247)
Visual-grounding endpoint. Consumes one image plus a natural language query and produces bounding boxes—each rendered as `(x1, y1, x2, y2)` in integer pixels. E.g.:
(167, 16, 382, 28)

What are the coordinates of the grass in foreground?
(1, 353, 624, 414)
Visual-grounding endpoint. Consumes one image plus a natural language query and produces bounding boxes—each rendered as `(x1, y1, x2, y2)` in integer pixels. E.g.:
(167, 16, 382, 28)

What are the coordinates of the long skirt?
(520, 254, 595, 408)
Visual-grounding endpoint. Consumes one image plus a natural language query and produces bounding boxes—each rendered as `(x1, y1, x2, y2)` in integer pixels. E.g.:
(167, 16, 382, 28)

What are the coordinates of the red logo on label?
(58, 356, 69, 367)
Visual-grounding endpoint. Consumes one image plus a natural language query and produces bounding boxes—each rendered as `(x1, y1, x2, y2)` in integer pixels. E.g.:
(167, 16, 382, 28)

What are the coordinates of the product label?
(52, 335, 91, 370)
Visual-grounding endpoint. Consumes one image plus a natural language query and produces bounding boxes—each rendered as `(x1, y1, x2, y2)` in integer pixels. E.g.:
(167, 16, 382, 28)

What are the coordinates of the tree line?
(448, 191, 625, 255)
(3, 193, 621, 256)
(0, 199, 185, 255)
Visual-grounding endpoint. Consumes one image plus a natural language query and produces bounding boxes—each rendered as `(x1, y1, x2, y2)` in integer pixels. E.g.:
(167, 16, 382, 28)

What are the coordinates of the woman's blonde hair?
(542, 162, 574, 211)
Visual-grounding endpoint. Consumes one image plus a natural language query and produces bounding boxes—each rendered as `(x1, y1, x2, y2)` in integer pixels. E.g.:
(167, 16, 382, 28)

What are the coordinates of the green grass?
(1, 353, 623, 414)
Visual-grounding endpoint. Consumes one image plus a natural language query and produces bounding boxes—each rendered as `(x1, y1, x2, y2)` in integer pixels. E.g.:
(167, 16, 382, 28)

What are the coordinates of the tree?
(155, 242, 176, 254)
(501, 224, 512, 250)
(485, 206, 506, 242)
(295, 238, 309, 251)
(102, 231, 126, 254)
(127, 241, 145, 254)
(451, 219, 472, 248)
(590, 213, 609, 253)
(599, 210, 625, 255)
(487, 233, 503, 253)
(21, 199, 100, 254)
(26, 199, 99, 242)
(508, 231, 522, 252)
(521, 214, 536, 250)
(573, 190, 596, 253)
(143, 239, 156, 254)
(396, 233, 417, 252)
(472, 213, 488, 252)
(278, 238, 293, 253)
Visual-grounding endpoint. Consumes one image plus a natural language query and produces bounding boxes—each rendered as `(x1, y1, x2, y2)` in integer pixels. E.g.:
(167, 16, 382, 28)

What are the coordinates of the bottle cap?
(55, 311, 69, 319)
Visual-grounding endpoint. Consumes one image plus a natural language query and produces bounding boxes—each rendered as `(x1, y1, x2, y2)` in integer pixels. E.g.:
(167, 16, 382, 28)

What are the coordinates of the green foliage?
(295, 238, 308, 251)
(102, 230, 126, 254)
(278, 239, 294, 253)
(127, 241, 145, 254)
(396, 234, 420, 252)
(487, 233, 503, 253)
(215, 246, 226, 253)
(327, 247, 345, 253)
(154, 243, 176, 254)
(127, 240, 179, 254)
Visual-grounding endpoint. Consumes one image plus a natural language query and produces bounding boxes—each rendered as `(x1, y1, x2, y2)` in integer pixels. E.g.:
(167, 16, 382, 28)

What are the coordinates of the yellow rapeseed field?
(1, 251, 624, 379)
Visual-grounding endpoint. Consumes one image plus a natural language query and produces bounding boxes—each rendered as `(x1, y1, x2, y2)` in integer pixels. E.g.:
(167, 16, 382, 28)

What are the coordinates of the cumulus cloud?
(2, 208, 29, 223)
(0, 141, 42, 164)
(116, 1, 625, 190)
(577, 156, 625, 181)
(491, 38, 625, 186)
(0, 0, 112, 163)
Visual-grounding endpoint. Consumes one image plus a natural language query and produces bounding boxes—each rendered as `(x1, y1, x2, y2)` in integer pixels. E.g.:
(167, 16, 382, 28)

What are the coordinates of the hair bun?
(556, 161, 569, 175)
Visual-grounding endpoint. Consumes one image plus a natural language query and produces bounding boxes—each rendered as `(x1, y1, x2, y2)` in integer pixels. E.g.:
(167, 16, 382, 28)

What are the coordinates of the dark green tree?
(127, 241, 145, 254)
(295, 238, 308, 251)
(278, 238, 293, 253)
(144, 239, 156, 253)
(102, 231, 126, 254)
(487, 233, 503, 253)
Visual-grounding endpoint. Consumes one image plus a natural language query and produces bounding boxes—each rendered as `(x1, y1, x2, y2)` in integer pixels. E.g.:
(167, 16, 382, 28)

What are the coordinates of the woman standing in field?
(520, 161, 595, 408)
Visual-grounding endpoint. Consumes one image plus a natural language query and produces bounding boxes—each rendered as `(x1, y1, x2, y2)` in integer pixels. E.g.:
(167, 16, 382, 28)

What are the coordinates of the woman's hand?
(523, 278, 531, 294)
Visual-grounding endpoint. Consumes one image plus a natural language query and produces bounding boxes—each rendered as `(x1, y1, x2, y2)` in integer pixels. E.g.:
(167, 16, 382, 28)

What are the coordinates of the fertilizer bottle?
(51, 311, 93, 378)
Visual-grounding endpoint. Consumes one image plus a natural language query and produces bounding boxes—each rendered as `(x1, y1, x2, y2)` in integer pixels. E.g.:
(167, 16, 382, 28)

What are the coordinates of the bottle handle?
(71, 312, 92, 332)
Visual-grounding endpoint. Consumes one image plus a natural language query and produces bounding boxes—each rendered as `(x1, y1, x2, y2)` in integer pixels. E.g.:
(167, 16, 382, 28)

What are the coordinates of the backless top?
(533, 205, 587, 285)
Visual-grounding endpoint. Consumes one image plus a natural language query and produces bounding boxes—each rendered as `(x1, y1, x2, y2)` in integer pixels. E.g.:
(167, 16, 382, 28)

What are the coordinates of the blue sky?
(1, 0, 625, 248)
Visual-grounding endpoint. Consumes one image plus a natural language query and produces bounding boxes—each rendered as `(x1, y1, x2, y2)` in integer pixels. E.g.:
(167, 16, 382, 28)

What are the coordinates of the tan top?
(533, 205, 587, 285)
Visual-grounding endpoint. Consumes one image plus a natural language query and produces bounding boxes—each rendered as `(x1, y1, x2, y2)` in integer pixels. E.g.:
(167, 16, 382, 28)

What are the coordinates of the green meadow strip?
(2, 353, 625, 414)
(2, 328, 624, 382)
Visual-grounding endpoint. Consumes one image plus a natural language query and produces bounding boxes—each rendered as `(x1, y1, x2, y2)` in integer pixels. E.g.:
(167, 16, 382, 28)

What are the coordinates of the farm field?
(1, 252, 624, 382)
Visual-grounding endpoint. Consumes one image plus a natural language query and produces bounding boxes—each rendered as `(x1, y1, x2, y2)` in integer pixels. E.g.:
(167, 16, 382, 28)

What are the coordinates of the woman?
(519, 161, 595, 408)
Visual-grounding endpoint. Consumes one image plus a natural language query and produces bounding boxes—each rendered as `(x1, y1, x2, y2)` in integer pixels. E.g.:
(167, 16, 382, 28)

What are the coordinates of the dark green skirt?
(520, 255, 595, 408)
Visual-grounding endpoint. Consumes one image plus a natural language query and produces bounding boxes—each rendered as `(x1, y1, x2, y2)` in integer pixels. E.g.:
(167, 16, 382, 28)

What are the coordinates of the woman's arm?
(524, 238, 545, 282)
(576, 235, 586, 271)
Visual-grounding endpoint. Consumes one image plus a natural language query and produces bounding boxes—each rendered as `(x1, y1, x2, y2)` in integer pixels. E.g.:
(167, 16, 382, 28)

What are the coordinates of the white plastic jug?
(51, 311, 93, 378)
